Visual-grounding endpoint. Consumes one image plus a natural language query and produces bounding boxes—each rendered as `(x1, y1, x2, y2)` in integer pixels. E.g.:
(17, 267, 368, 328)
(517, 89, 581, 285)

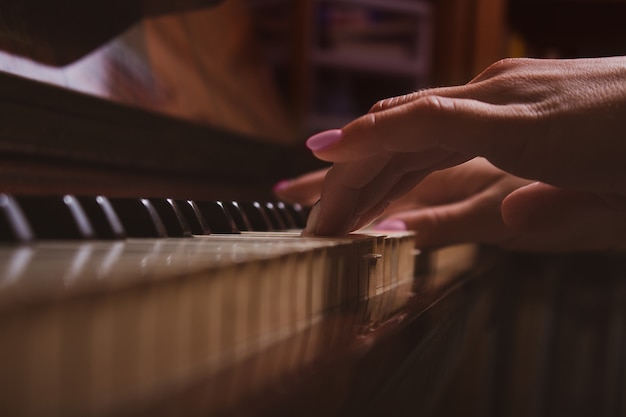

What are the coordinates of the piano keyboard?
(0, 194, 419, 417)
(0, 194, 313, 241)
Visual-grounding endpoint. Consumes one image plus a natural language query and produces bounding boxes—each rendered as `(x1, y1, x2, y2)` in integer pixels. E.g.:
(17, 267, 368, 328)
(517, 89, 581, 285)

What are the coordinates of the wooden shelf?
(246, 0, 433, 134)
(313, 49, 428, 77)
(328, 0, 431, 14)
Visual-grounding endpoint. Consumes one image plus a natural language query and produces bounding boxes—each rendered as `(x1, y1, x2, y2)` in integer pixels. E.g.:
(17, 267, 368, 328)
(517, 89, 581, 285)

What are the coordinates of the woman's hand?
(303, 57, 626, 238)
(276, 158, 626, 252)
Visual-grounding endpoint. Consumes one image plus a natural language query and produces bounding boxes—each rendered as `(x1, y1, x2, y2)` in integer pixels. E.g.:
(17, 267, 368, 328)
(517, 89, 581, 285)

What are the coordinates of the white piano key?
(0, 229, 421, 417)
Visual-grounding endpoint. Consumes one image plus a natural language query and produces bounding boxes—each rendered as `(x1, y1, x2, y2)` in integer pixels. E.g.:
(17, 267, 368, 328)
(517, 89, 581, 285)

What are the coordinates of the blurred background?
(242, 0, 626, 137)
(2, 0, 626, 144)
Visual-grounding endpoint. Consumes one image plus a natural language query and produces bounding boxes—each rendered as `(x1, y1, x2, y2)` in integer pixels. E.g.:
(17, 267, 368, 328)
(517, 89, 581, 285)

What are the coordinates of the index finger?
(307, 95, 538, 164)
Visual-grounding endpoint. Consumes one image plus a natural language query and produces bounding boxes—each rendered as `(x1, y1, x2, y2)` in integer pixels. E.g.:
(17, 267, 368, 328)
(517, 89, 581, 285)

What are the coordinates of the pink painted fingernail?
(374, 219, 407, 231)
(272, 179, 291, 193)
(306, 129, 342, 152)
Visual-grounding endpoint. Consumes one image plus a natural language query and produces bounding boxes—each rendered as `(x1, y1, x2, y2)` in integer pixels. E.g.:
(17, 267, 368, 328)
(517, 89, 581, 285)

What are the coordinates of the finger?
(273, 168, 328, 206)
(307, 167, 361, 236)
(373, 185, 626, 253)
(501, 183, 626, 251)
(308, 152, 394, 234)
(367, 74, 536, 114)
(308, 96, 538, 166)
(502, 182, 614, 231)
(352, 150, 467, 216)
(369, 84, 482, 113)
(350, 152, 471, 230)
(349, 170, 430, 232)
(373, 190, 512, 249)
(311, 151, 467, 236)
(368, 59, 552, 115)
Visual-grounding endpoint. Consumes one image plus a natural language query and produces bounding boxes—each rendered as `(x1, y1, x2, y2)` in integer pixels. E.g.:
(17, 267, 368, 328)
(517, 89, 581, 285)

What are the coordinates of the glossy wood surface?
(0, 0, 223, 65)
(0, 0, 298, 148)
(0, 0, 318, 200)
(0, 68, 318, 201)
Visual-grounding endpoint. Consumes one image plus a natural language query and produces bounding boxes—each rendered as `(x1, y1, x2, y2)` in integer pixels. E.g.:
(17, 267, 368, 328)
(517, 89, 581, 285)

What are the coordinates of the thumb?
(500, 182, 626, 251)
(374, 195, 511, 249)
(501, 182, 610, 231)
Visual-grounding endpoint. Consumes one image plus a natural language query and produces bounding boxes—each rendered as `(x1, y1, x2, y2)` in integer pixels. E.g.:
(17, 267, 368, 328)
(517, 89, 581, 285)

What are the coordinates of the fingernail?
(374, 219, 407, 231)
(306, 129, 342, 152)
(302, 200, 320, 236)
(272, 179, 291, 193)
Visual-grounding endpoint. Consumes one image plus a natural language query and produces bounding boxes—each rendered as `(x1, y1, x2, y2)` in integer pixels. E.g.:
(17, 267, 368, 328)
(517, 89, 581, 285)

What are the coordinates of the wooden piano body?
(0, 1, 625, 416)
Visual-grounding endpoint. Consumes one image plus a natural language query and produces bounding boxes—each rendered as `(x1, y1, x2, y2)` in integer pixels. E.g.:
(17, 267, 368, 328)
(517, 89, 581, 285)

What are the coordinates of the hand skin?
(296, 57, 626, 250)
(276, 158, 626, 252)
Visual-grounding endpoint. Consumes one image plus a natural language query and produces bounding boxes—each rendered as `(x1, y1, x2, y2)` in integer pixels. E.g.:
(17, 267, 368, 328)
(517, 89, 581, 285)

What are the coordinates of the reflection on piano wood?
(0, 193, 477, 416)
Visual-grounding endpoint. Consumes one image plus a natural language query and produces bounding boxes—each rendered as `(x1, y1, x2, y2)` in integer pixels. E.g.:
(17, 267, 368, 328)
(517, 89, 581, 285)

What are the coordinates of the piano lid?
(0, 0, 224, 65)
(0, 0, 300, 150)
(0, 0, 313, 199)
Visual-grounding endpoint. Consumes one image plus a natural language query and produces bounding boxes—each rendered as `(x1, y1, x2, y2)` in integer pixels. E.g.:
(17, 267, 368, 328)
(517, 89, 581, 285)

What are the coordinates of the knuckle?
(492, 57, 519, 68)
(361, 112, 379, 131)
(416, 95, 455, 116)
(370, 92, 423, 112)
(349, 111, 379, 135)
(421, 95, 444, 111)
(369, 99, 387, 113)
(488, 57, 523, 72)
(473, 57, 531, 83)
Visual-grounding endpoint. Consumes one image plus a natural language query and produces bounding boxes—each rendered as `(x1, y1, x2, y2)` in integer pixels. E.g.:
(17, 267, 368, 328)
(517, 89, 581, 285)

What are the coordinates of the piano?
(0, 1, 625, 417)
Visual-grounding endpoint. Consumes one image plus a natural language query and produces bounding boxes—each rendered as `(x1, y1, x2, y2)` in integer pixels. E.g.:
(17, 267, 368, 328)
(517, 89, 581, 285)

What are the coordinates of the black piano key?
(194, 201, 239, 234)
(223, 201, 252, 231)
(0, 194, 34, 242)
(237, 201, 273, 231)
(76, 196, 126, 239)
(263, 202, 286, 230)
(149, 198, 192, 238)
(275, 201, 297, 229)
(108, 198, 168, 238)
(285, 203, 308, 229)
(175, 199, 211, 235)
(15, 195, 95, 240)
